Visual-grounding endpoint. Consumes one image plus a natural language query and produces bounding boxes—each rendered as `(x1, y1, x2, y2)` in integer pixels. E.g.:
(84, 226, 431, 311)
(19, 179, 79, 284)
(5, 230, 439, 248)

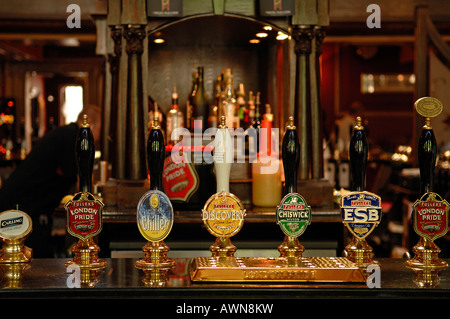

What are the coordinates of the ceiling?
(1, 0, 450, 62)
(0, 18, 97, 61)
(148, 15, 283, 47)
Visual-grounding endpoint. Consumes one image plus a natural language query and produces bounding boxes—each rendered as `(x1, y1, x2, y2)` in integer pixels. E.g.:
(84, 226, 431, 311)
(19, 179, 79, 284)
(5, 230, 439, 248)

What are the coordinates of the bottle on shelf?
(220, 69, 237, 129)
(186, 71, 197, 131)
(214, 76, 222, 111)
(191, 66, 210, 131)
(208, 76, 222, 129)
(166, 84, 184, 145)
(244, 91, 254, 129)
(252, 91, 262, 130)
(263, 104, 273, 124)
(247, 91, 255, 128)
(263, 103, 278, 156)
(260, 108, 274, 157)
(251, 92, 262, 154)
(251, 114, 281, 207)
(245, 91, 256, 157)
(237, 83, 246, 128)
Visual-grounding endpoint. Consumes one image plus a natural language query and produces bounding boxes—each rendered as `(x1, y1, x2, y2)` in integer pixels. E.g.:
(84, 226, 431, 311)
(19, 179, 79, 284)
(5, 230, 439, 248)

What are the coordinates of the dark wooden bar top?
(0, 258, 449, 300)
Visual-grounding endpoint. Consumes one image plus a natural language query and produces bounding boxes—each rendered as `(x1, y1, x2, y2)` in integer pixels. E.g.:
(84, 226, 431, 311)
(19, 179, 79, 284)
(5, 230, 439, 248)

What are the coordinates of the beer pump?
(340, 117, 382, 266)
(277, 116, 311, 257)
(202, 116, 246, 257)
(0, 209, 32, 263)
(65, 115, 107, 269)
(406, 97, 449, 270)
(135, 115, 175, 270)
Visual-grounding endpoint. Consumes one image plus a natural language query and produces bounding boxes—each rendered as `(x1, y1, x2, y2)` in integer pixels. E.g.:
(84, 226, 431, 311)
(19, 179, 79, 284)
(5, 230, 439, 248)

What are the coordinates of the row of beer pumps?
(0, 97, 448, 283)
(135, 95, 449, 279)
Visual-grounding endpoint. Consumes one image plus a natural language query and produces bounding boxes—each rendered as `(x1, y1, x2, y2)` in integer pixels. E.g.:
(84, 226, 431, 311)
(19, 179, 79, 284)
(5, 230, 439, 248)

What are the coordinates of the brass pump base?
(135, 241, 175, 269)
(141, 268, 171, 287)
(0, 263, 30, 288)
(65, 238, 107, 269)
(209, 237, 237, 257)
(343, 237, 376, 267)
(412, 268, 442, 288)
(278, 235, 305, 258)
(406, 237, 448, 270)
(0, 239, 32, 264)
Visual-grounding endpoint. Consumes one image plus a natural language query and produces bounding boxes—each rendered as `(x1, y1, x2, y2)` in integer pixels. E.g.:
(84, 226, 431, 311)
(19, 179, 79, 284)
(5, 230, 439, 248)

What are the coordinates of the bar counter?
(1, 258, 449, 300)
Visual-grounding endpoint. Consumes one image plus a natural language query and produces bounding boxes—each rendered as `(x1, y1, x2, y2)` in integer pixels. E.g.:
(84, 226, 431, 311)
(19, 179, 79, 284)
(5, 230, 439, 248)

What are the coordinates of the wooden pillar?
(292, 25, 313, 180)
(291, 0, 329, 180)
(92, 10, 112, 170)
(108, 26, 123, 178)
(105, 0, 126, 179)
(121, 0, 147, 180)
(310, 26, 325, 180)
(104, 0, 147, 180)
(123, 24, 147, 180)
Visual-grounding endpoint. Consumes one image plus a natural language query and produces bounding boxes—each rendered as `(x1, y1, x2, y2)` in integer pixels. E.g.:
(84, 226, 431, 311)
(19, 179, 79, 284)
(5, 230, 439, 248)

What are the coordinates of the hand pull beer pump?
(65, 115, 107, 269)
(406, 97, 449, 270)
(341, 117, 382, 267)
(204, 116, 246, 258)
(135, 115, 175, 270)
(277, 116, 311, 258)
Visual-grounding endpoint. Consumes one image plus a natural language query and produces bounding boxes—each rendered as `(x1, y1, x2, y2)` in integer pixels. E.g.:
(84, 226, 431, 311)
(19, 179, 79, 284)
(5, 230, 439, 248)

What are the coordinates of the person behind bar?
(0, 105, 101, 257)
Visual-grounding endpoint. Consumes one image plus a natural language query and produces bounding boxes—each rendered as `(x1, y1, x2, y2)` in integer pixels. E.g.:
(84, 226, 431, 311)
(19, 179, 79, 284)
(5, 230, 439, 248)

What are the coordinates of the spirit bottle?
(191, 66, 210, 131)
(166, 84, 184, 145)
(221, 69, 236, 129)
(237, 83, 246, 128)
(186, 71, 197, 131)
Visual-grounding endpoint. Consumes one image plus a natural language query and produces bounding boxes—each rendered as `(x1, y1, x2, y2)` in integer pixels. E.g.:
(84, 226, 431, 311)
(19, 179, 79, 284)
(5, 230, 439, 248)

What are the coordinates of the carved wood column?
(92, 13, 111, 165)
(291, 0, 329, 181)
(310, 26, 325, 180)
(123, 25, 147, 180)
(292, 25, 313, 180)
(108, 26, 123, 178)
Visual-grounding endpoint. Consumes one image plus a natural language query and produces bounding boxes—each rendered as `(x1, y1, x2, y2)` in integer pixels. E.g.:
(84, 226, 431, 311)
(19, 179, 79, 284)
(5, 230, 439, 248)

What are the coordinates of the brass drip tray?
(190, 256, 366, 282)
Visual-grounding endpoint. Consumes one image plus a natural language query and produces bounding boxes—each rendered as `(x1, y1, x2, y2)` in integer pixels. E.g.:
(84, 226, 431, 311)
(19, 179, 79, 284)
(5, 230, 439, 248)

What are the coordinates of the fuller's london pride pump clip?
(412, 192, 449, 242)
(65, 192, 104, 241)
